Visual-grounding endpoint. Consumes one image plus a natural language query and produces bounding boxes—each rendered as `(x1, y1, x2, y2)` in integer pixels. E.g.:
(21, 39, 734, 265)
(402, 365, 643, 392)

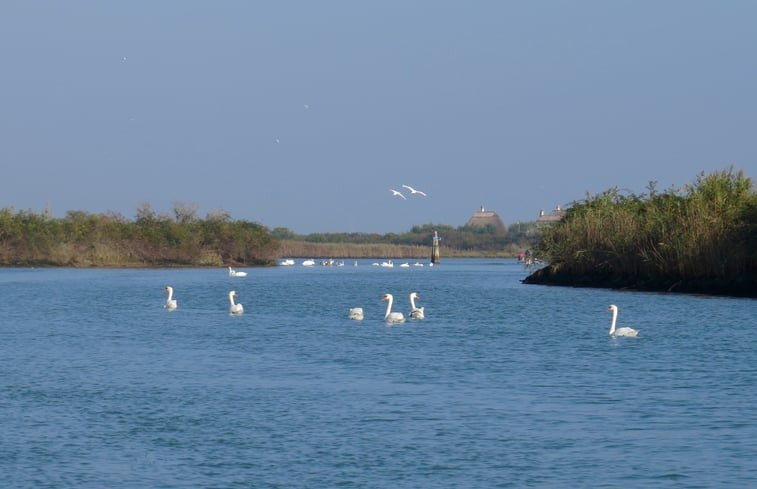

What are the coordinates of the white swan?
(348, 307, 364, 320)
(389, 189, 407, 200)
(401, 184, 427, 196)
(380, 260, 394, 268)
(302, 259, 315, 267)
(164, 286, 177, 310)
(228, 266, 248, 277)
(229, 290, 244, 315)
(409, 292, 424, 319)
(381, 293, 405, 324)
(607, 304, 639, 337)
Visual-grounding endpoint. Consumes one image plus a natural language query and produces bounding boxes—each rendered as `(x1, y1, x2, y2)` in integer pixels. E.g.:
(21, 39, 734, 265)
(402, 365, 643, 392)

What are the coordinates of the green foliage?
(0, 205, 279, 267)
(534, 167, 756, 282)
(289, 221, 537, 255)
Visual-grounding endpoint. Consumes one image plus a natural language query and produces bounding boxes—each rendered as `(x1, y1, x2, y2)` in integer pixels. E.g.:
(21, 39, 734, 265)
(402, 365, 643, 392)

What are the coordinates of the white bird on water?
(229, 291, 244, 315)
(389, 189, 407, 200)
(228, 266, 247, 277)
(402, 184, 427, 196)
(381, 294, 406, 324)
(607, 305, 639, 337)
(348, 307, 364, 320)
(409, 292, 424, 319)
(164, 286, 177, 310)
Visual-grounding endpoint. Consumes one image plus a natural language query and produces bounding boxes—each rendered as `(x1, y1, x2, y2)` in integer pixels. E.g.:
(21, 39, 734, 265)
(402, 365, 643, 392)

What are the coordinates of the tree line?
(0, 202, 540, 267)
(0, 203, 279, 267)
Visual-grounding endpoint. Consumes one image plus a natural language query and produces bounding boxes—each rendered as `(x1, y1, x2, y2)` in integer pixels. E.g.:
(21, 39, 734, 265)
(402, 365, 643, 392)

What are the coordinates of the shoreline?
(523, 265, 757, 299)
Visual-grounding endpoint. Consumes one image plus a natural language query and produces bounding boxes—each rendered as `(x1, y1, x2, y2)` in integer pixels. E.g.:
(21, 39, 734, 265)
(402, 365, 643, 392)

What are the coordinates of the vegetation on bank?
(525, 168, 757, 297)
(0, 203, 279, 267)
(273, 222, 540, 258)
(0, 202, 539, 267)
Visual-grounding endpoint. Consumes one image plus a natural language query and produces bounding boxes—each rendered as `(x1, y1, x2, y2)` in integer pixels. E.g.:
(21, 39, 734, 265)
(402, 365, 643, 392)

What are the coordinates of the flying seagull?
(402, 184, 427, 196)
(389, 189, 407, 200)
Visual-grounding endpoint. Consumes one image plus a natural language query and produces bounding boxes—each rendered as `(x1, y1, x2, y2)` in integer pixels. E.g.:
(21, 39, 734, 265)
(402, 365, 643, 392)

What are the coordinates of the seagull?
(390, 189, 407, 200)
(402, 185, 427, 196)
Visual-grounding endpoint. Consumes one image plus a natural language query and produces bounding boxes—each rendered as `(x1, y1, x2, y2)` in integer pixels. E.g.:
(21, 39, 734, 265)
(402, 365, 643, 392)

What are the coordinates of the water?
(1, 259, 755, 488)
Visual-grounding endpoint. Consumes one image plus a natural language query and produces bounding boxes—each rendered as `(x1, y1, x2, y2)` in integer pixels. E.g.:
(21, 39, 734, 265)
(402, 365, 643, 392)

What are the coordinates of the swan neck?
(384, 296, 393, 318)
(609, 309, 618, 334)
(410, 295, 416, 309)
(229, 292, 236, 306)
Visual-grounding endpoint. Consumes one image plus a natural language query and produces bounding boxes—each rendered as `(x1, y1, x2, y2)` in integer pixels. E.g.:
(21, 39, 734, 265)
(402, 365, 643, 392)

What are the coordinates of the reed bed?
(529, 168, 756, 295)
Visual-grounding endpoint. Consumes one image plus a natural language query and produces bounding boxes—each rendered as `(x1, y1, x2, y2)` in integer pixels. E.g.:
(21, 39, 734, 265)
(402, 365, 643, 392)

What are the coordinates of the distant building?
(536, 205, 566, 224)
(466, 205, 507, 235)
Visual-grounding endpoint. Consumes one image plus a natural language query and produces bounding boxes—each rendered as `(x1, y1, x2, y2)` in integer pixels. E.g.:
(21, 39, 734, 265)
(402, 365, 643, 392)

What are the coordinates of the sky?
(1, 1, 755, 234)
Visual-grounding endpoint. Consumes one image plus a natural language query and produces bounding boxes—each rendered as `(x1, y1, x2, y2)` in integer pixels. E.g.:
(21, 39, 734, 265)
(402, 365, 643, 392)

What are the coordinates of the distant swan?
(302, 259, 315, 267)
(228, 266, 247, 277)
(229, 290, 244, 314)
(607, 304, 639, 337)
(409, 292, 424, 319)
(348, 307, 364, 320)
(164, 286, 177, 310)
(381, 293, 405, 324)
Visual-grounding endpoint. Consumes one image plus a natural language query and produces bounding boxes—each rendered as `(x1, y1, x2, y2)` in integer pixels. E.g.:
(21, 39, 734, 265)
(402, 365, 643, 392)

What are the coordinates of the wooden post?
(431, 231, 440, 264)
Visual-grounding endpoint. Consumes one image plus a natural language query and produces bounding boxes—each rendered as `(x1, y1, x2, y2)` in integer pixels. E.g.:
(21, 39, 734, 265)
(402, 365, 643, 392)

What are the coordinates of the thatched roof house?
(466, 206, 507, 235)
(536, 205, 566, 224)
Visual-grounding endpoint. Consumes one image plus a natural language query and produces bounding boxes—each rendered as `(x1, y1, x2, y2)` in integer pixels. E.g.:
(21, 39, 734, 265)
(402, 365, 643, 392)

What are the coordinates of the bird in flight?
(389, 189, 407, 200)
(402, 184, 427, 196)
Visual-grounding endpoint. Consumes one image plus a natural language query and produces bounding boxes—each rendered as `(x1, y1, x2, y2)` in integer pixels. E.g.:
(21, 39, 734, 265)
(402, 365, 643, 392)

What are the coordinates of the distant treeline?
(0, 203, 540, 267)
(272, 222, 541, 258)
(525, 168, 757, 297)
(0, 203, 279, 267)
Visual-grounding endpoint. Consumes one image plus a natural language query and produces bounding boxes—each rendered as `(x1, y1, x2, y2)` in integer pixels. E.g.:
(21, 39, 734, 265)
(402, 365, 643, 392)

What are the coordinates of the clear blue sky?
(2, 1, 755, 234)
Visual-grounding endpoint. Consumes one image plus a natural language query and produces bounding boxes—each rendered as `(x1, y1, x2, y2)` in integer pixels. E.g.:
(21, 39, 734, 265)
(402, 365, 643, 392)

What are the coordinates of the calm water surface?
(1, 260, 755, 488)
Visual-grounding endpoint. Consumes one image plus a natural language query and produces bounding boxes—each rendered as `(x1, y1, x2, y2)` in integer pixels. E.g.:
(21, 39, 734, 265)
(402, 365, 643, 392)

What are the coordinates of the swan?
(401, 184, 427, 196)
(348, 307, 364, 320)
(389, 189, 407, 200)
(229, 290, 244, 315)
(164, 286, 177, 310)
(400, 262, 410, 268)
(380, 260, 394, 268)
(409, 292, 424, 319)
(228, 266, 248, 277)
(607, 305, 639, 337)
(302, 259, 315, 266)
(381, 293, 405, 324)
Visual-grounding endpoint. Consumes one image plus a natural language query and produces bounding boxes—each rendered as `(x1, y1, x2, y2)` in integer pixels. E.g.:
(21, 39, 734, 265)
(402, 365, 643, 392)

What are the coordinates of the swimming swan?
(228, 267, 248, 277)
(229, 290, 244, 314)
(381, 293, 405, 324)
(348, 307, 364, 320)
(409, 292, 424, 319)
(164, 286, 177, 310)
(607, 304, 638, 337)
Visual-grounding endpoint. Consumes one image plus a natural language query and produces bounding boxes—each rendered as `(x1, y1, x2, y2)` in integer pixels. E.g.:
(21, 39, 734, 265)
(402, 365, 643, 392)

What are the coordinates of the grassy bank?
(0, 204, 538, 267)
(524, 167, 757, 297)
(0, 205, 279, 267)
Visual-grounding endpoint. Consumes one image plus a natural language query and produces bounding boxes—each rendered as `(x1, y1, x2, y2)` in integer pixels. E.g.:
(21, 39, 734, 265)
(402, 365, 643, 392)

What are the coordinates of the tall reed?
(534, 167, 756, 287)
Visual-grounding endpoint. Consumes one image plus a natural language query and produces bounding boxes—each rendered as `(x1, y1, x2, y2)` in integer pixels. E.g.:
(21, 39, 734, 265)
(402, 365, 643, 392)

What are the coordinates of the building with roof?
(466, 206, 507, 235)
(536, 205, 567, 224)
